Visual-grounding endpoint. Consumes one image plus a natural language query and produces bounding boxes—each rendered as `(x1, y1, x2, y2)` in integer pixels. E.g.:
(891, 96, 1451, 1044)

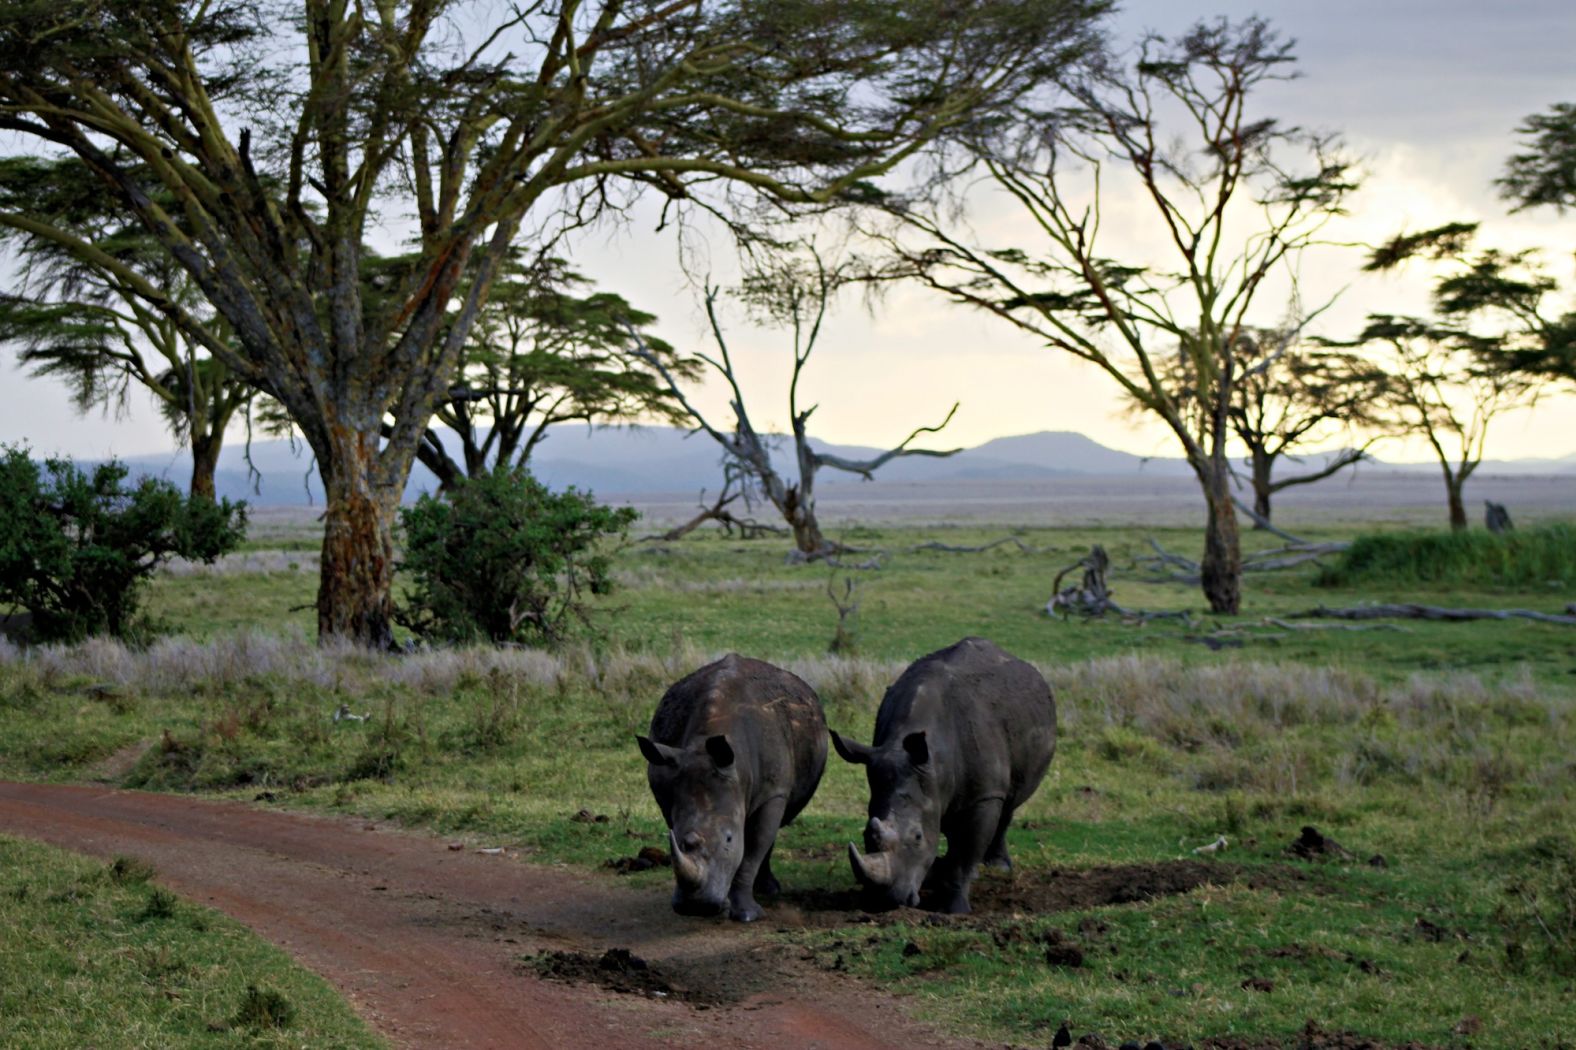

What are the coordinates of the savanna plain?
(3, 478, 1574, 1050)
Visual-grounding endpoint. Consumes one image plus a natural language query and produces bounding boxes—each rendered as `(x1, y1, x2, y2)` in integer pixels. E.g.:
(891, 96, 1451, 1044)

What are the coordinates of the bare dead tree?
(826, 574, 861, 655)
(630, 255, 960, 560)
(640, 463, 785, 543)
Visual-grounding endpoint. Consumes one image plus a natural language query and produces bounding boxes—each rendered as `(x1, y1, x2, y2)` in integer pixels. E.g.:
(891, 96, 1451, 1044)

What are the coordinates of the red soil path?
(0, 781, 971, 1050)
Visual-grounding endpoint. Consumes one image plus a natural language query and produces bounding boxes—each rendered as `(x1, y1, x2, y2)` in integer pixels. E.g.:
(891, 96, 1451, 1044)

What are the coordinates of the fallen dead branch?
(1047, 546, 1193, 624)
(1136, 536, 1349, 583)
(1290, 603, 1576, 627)
(640, 485, 786, 543)
(1263, 618, 1410, 633)
(907, 536, 1040, 554)
(1232, 497, 1310, 544)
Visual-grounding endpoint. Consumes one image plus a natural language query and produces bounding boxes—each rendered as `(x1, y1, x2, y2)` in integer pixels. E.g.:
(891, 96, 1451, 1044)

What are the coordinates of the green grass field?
(4, 519, 1574, 1048)
(0, 836, 384, 1049)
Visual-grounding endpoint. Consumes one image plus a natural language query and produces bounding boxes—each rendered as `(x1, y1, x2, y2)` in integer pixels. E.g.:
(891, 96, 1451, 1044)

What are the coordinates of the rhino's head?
(637, 733, 746, 917)
(831, 729, 938, 910)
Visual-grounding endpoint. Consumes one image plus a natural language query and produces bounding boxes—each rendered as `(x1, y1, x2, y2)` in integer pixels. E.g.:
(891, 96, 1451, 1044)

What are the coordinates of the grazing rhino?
(831, 637, 1056, 914)
(636, 654, 828, 922)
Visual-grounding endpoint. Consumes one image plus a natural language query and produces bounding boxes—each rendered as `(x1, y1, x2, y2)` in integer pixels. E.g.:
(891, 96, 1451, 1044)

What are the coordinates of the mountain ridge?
(110, 426, 1576, 505)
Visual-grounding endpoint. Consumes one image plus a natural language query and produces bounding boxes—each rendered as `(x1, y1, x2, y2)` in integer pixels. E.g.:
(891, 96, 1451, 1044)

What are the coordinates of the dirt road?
(0, 781, 965, 1050)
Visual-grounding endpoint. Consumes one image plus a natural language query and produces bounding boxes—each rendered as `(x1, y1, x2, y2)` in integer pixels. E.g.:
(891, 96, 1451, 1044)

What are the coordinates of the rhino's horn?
(670, 828, 703, 887)
(848, 842, 894, 887)
(867, 816, 898, 852)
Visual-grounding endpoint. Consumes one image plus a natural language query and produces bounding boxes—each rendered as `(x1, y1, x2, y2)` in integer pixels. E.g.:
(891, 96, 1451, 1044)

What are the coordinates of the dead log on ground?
(1484, 501, 1514, 533)
(1047, 546, 1192, 623)
(1290, 603, 1576, 627)
(907, 536, 1039, 554)
(1263, 618, 1410, 633)
(1231, 497, 1309, 545)
(1136, 536, 1349, 582)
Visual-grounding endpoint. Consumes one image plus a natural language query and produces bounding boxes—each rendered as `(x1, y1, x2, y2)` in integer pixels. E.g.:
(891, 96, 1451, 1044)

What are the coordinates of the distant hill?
(112, 426, 1576, 505)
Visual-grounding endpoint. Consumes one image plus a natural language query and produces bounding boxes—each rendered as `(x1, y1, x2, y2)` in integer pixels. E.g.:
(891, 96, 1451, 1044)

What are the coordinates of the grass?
(5, 518, 1576, 1048)
(1318, 522, 1576, 589)
(0, 835, 384, 1049)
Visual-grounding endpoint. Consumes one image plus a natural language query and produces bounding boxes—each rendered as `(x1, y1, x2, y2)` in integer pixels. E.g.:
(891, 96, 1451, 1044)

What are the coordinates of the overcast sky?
(3, 1, 1574, 465)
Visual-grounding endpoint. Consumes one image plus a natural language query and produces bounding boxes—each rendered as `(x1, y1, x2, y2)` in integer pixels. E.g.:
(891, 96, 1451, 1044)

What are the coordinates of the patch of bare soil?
(531, 947, 753, 1007)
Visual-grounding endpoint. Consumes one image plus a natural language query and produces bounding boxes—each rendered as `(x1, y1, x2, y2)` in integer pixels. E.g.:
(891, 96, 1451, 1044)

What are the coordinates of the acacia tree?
(1353, 316, 1532, 530)
(1225, 327, 1386, 525)
(413, 256, 697, 490)
(630, 256, 960, 558)
(0, 157, 252, 499)
(0, 0, 1106, 646)
(867, 18, 1356, 612)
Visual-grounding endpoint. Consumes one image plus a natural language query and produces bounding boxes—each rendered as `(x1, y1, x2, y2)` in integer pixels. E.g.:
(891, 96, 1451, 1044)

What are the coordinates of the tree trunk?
(189, 431, 222, 501)
(1199, 459, 1242, 615)
(317, 428, 398, 648)
(1249, 449, 1274, 527)
(780, 485, 829, 557)
(790, 511, 828, 557)
(1446, 475, 1468, 531)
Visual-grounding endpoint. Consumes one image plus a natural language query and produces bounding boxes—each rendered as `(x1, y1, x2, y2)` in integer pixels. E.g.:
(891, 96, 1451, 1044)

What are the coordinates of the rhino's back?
(876, 638, 1056, 803)
(650, 654, 828, 820)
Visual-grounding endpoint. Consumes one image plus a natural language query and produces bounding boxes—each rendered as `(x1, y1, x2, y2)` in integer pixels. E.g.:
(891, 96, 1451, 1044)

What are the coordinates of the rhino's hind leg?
(729, 798, 786, 922)
(983, 803, 1018, 871)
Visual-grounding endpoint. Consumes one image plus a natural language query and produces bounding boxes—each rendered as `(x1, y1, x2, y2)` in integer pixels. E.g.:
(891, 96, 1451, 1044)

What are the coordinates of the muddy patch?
(529, 946, 779, 1007)
(969, 860, 1314, 915)
(771, 860, 1317, 928)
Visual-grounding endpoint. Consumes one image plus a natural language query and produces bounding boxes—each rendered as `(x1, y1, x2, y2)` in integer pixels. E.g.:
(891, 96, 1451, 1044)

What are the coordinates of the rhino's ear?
(704, 734, 735, 769)
(902, 731, 930, 767)
(830, 729, 873, 765)
(637, 735, 679, 767)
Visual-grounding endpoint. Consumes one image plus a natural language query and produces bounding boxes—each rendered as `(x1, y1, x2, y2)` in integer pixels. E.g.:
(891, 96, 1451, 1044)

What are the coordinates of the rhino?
(831, 637, 1056, 914)
(636, 654, 828, 922)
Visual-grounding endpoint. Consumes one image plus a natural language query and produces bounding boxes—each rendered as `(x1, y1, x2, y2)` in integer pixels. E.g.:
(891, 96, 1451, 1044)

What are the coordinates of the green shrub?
(0, 447, 247, 642)
(396, 467, 636, 645)
(231, 984, 297, 1030)
(1317, 523, 1576, 588)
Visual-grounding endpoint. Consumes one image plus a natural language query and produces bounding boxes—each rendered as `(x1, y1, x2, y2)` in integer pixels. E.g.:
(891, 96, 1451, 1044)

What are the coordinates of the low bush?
(0, 447, 246, 642)
(1316, 523, 1576, 588)
(396, 467, 636, 646)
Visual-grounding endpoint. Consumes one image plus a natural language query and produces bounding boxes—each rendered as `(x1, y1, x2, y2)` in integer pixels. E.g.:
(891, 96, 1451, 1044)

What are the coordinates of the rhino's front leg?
(729, 796, 786, 922)
(932, 798, 1004, 915)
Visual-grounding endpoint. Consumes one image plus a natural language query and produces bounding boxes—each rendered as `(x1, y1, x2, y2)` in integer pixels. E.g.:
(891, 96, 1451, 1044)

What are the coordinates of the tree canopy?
(0, 0, 1109, 645)
(0, 156, 251, 499)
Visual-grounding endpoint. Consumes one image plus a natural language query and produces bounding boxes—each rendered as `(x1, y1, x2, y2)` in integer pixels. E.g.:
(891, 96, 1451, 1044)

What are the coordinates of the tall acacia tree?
(1131, 323, 1386, 527)
(1351, 315, 1532, 530)
(0, 157, 253, 499)
(414, 255, 697, 490)
(0, 0, 1108, 646)
(1224, 327, 1385, 525)
(867, 18, 1356, 613)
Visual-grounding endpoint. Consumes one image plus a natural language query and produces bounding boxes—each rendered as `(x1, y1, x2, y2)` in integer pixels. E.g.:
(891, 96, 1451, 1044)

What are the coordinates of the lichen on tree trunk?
(1199, 458, 1243, 615)
(189, 431, 222, 502)
(316, 429, 398, 649)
